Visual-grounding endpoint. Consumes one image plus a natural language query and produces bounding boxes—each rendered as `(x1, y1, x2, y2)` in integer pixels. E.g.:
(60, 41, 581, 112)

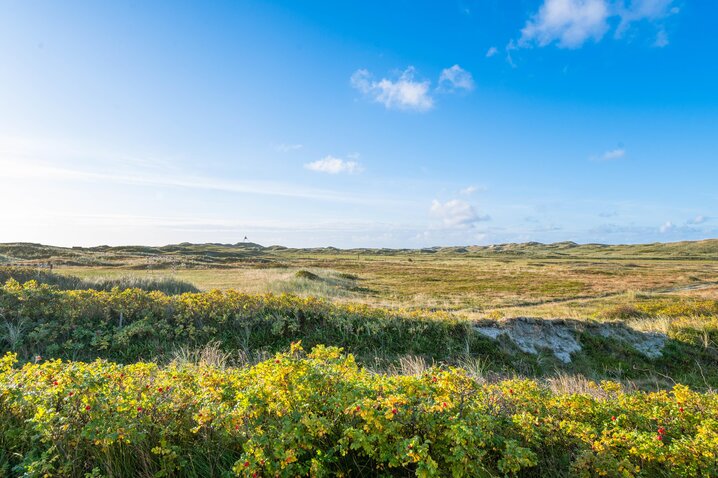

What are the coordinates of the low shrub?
(1, 280, 717, 388)
(0, 280, 471, 364)
(295, 270, 320, 280)
(0, 267, 198, 295)
(1, 346, 716, 477)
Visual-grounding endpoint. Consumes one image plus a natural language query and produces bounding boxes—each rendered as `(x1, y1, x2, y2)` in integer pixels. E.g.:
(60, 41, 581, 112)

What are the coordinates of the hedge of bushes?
(0, 280, 472, 364)
(1, 345, 716, 477)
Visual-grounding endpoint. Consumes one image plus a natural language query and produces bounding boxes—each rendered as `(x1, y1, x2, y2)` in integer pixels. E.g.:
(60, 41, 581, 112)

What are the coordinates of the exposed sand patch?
(474, 317, 666, 363)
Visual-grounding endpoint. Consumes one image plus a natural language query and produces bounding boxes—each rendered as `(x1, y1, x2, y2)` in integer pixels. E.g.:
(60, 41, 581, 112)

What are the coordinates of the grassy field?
(35, 244, 718, 317)
(1, 241, 718, 477)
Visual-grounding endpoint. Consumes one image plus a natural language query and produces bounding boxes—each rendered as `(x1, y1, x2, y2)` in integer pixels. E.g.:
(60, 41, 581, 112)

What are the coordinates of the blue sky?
(1, 0, 716, 247)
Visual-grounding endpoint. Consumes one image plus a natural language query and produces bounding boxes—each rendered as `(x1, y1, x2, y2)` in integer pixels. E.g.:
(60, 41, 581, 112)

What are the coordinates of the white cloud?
(518, 0, 678, 49)
(304, 155, 363, 174)
(520, 0, 610, 49)
(659, 221, 675, 233)
(486, 46, 499, 58)
(351, 67, 434, 112)
(438, 65, 475, 92)
(275, 143, 303, 152)
(459, 185, 478, 195)
(429, 199, 490, 228)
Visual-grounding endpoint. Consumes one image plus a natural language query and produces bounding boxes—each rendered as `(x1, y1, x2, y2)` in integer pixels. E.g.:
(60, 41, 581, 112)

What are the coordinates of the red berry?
(137, 407, 143, 412)
(431, 376, 437, 382)
(657, 435, 663, 441)
(355, 406, 361, 412)
(244, 461, 250, 468)
(509, 389, 514, 394)
(158, 387, 163, 392)
(53, 381, 58, 386)
(442, 402, 448, 407)
(679, 407, 684, 413)
(611, 416, 616, 421)
(85, 405, 91, 411)
(392, 408, 398, 414)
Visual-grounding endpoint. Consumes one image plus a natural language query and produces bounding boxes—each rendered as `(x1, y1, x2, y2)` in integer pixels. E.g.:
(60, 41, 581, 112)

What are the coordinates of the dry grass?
(457, 356, 490, 383)
(546, 372, 636, 398)
(170, 342, 275, 369)
(171, 341, 236, 369)
(52, 254, 718, 319)
(397, 355, 430, 376)
(626, 316, 672, 335)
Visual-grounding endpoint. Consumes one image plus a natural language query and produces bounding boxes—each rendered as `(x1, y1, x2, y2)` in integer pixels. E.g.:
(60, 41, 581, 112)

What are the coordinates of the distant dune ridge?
(2, 239, 718, 268)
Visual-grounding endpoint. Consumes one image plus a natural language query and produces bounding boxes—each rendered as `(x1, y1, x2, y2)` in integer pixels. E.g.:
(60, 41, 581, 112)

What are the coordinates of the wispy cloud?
(654, 29, 669, 47)
(602, 148, 626, 160)
(351, 67, 434, 112)
(505, 40, 519, 68)
(459, 185, 481, 195)
(429, 199, 490, 228)
(485, 46, 499, 58)
(615, 0, 677, 37)
(592, 148, 626, 161)
(0, 138, 384, 205)
(687, 215, 708, 225)
(518, 0, 678, 49)
(274, 143, 303, 152)
(438, 65, 475, 92)
(659, 220, 675, 233)
(304, 155, 363, 174)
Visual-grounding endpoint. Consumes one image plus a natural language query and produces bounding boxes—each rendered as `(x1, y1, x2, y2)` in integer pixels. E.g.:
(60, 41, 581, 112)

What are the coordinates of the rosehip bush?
(1, 346, 717, 477)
